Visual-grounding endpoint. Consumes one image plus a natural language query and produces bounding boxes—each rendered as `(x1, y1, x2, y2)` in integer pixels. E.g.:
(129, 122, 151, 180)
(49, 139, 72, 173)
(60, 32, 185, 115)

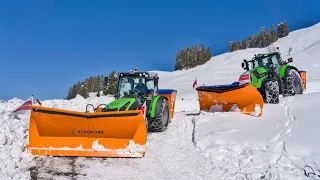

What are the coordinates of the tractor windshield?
(253, 53, 283, 74)
(253, 56, 271, 68)
(253, 54, 284, 67)
(117, 76, 147, 98)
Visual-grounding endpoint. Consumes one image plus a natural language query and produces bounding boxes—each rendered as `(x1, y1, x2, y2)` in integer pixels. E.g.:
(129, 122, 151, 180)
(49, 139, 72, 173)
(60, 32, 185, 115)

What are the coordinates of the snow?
(1, 22, 320, 179)
(91, 140, 145, 157)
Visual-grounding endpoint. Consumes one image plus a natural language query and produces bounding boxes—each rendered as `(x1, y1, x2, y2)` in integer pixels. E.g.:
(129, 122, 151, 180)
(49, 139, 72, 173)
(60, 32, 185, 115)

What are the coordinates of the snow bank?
(190, 92, 320, 179)
(0, 94, 115, 179)
(0, 99, 34, 180)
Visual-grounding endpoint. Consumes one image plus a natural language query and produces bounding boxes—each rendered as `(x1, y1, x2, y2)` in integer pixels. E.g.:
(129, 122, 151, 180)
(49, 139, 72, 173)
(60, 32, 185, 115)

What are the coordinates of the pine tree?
(198, 44, 206, 64)
(190, 45, 198, 68)
(268, 24, 278, 44)
(228, 41, 237, 52)
(236, 41, 242, 50)
(246, 37, 253, 48)
(66, 73, 117, 99)
(103, 71, 117, 96)
(85, 76, 94, 92)
(175, 50, 184, 70)
(184, 46, 191, 68)
(251, 35, 258, 48)
(277, 21, 289, 38)
(67, 81, 82, 99)
(175, 44, 212, 70)
(282, 20, 289, 37)
(241, 39, 248, 49)
(66, 84, 77, 100)
(98, 75, 104, 92)
(206, 46, 211, 62)
(78, 84, 89, 98)
(259, 27, 268, 48)
(227, 20, 290, 51)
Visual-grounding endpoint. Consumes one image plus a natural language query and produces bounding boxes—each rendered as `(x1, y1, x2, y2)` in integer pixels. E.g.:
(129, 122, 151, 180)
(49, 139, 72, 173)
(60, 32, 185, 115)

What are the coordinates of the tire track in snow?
(270, 98, 296, 157)
(29, 156, 83, 180)
(267, 97, 302, 179)
(191, 117, 197, 147)
(71, 113, 216, 180)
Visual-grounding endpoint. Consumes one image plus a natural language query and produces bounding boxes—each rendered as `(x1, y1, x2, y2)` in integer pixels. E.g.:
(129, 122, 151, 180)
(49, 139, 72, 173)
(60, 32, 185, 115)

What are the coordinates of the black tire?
(264, 80, 280, 104)
(283, 69, 303, 96)
(148, 97, 170, 132)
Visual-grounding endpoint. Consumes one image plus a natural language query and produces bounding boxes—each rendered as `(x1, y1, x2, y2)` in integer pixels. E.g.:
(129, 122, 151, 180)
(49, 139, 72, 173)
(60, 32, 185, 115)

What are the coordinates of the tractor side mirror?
(104, 77, 108, 85)
(154, 75, 159, 87)
(242, 59, 249, 71)
(287, 58, 293, 63)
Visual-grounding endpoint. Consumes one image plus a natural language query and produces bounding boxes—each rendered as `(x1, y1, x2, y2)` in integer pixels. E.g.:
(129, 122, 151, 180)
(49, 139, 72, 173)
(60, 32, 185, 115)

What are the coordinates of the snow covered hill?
(1, 22, 320, 180)
(156, 22, 320, 101)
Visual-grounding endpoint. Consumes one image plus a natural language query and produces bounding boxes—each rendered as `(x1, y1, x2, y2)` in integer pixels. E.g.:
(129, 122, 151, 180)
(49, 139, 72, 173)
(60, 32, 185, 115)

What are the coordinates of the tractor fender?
(280, 64, 299, 78)
(148, 96, 167, 118)
(283, 65, 300, 78)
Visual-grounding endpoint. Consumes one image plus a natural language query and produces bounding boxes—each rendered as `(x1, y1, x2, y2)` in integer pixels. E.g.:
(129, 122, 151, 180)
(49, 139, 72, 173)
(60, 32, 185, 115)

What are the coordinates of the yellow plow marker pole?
(196, 84, 264, 117)
(27, 106, 147, 157)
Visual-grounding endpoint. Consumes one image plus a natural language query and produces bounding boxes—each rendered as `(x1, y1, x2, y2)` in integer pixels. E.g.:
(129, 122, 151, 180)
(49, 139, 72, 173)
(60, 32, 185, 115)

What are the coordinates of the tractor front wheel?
(264, 80, 280, 104)
(148, 97, 170, 132)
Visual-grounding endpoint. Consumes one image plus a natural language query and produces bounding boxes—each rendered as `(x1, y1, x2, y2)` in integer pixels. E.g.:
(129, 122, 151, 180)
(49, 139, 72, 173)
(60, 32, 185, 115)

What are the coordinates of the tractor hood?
(107, 98, 139, 111)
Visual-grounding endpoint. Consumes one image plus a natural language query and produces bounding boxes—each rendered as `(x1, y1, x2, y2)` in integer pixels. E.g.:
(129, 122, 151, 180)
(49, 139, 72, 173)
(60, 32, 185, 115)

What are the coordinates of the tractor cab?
(242, 52, 293, 77)
(104, 69, 159, 106)
(116, 72, 158, 98)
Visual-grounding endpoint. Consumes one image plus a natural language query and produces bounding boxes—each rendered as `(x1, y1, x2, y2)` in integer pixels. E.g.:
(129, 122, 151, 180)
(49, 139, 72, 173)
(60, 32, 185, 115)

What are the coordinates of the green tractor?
(102, 69, 177, 132)
(239, 51, 306, 104)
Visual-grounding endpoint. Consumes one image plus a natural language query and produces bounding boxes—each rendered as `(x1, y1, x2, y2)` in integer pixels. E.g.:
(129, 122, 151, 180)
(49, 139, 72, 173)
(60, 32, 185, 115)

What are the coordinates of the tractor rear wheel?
(148, 97, 170, 132)
(283, 69, 303, 96)
(264, 80, 280, 104)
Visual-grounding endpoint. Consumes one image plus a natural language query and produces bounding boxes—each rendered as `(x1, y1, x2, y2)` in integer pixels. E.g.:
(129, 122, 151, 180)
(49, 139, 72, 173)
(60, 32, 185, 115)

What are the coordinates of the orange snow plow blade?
(27, 106, 147, 157)
(196, 83, 264, 117)
(299, 70, 307, 92)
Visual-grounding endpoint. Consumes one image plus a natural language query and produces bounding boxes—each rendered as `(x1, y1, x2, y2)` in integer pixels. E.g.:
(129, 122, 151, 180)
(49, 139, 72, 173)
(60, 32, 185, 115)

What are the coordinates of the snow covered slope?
(156, 22, 320, 102)
(1, 23, 320, 179)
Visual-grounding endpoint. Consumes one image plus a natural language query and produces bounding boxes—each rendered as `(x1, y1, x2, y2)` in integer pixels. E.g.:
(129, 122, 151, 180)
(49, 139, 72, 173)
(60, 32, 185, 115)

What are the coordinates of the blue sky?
(1, 0, 319, 100)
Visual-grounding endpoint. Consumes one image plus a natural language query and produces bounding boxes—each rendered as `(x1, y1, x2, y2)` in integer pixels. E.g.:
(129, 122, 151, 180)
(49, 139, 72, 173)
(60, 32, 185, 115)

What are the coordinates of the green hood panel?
(242, 67, 268, 88)
(107, 98, 137, 111)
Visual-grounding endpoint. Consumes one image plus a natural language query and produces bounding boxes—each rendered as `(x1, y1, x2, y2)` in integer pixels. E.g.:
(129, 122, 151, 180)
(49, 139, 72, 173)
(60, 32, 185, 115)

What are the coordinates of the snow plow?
(27, 69, 177, 157)
(28, 106, 147, 157)
(196, 82, 264, 117)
